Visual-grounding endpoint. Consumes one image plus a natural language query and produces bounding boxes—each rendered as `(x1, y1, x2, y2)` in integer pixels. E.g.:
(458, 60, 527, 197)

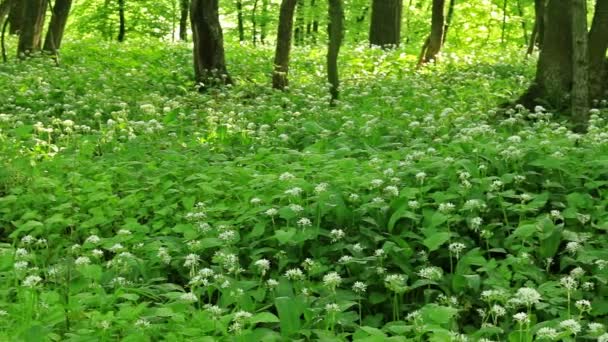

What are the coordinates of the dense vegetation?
(1, 0, 608, 341)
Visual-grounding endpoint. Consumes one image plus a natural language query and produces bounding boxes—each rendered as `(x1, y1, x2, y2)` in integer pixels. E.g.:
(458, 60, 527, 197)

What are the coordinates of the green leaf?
(250, 312, 280, 324)
(423, 232, 451, 251)
(273, 228, 296, 245)
(275, 297, 302, 337)
(420, 304, 458, 325)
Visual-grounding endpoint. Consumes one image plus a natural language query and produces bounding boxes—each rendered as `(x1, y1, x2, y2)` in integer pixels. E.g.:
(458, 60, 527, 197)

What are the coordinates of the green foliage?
(0, 37, 607, 341)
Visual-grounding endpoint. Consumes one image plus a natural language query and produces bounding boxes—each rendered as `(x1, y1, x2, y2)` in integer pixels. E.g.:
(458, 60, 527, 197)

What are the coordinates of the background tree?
(368, 0, 402, 47)
(6, 0, 22, 35)
(179, 0, 189, 41)
(526, 0, 544, 54)
(17, 0, 48, 57)
(327, 0, 343, 104)
(43, 0, 73, 53)
(272, 0, 297, 90)
(191, 0, 232, 90)
(117, 0, 126, 41)
(588, 0, 608, 101)
(571, 0, 588, 130)
(236, 0, 245, 42)
(418, 0, 445, 65)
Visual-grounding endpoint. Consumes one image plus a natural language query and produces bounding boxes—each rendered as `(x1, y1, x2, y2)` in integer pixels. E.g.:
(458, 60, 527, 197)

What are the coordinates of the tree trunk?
(442, 0, 455, 44)
(17, 0, 47, 57)
(516, 0, 527, 45)
(252, 0, 258, 45)
(190, 0, 232, 90)
(369, 0, 402, 48)
(527, 0, 544, 54)
(327, 0, 343, 104)
(179, 0, 189, 41)
(272, 0, 297, 90)
(588, 0, 608, 101)
(306, 0, 318, 44)
(418, 0, 445, 65)
(500, 0, 507, 45)
(517, 0, 572, 111)
(0, 0, 11, 25)
(43, 0, 72, 53)
(294, 0, 305, 45)
(571, 0, 588, 130)
(260, 0, 268, 44)
(236, 0, 245, 42)
(7, 0, 22, 35)
(117, 0, 126, 42)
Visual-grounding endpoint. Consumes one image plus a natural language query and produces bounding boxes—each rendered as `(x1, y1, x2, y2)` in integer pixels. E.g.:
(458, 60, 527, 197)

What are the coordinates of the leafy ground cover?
(1, 40, 608, 341)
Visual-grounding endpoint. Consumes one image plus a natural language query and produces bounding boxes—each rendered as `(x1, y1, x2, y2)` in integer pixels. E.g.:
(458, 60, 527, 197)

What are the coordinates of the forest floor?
(0, 40, 607, 341)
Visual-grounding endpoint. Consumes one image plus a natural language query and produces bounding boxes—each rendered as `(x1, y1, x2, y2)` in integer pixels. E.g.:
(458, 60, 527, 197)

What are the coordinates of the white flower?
(285, 187, 303, 196)
(289, 204, 304, 212)
(184, 253, 200, 268)
(134, 318, 151, 328)
(490, 304, 506, 317)
(417, 266, 443, 281)
(575, 299, 591, 312)
(0, 310, 7, 316)
(352, 281, 367, 294)
(448, 243, 466, 257)
(352, 243, 363, 253)
(75, 256, 91, 266)
(338, 255, 353, 263)
(325, 303, 340, 313)
(234, 310, 252, 321)
(370, 179, 384, 188)
(297, 217, 312, 228)
(348, 193, 360, 202)
(514, 287, 542, 306)
(512, 312, 529, 324)
(330, 229, 345, 242)
(218, 230, 237, 241)
(267, 279, 279, 288)
(408, 200, 420, 209)
(250, 197, 262, 205)
(588, 322, 604, 335)
(439, 202, 455, 213)
(279, 172, 295, 181)
(180, 292, 198, 303)
(415, 172, 427, 182)
(284, 268, 305, 280)
(599, 333, 608, 342)
(265, 208, 278, 216)
(23, 275, 43, 288)
(322, 272, 342, 290)
(384, 186, 399, 197)
(314, 183, 328, 194)
(384, 274, 407, 293)
(565, 241, 581, 254)
(536, 327, 558, 339)
(560, 276, 578, 290)
(254, 259, 270, 274)
(559, 319, 581, 334)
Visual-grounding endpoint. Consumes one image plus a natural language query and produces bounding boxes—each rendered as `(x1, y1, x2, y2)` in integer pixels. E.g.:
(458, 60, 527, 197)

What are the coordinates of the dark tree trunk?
(43, 0, 72, 53)
(260, 0, 268, 44)
(117, 0, 125, 42)
(7, 0, 22, 35)
(190, 0, 232, 90)
(369, 0, 402, 47)
(272, 0, 297, 90)
(588, 0, 608, 101)
(236, 0, 245, 42)
(527, 0, 544, 54)
(252, 0, 258, 45)
(500, 0, 507, 45)
(294, 0, 305, 45)
(418, 0, 445, 65)
(442, 0, 455, 44)
(571, 0, 588, 130)
(517, 0, 572, 112)
(305, 0, 318, 44)
(17, 0, 47, 57)
(327, 0, 343, 104)
(179, 0, 189, 41)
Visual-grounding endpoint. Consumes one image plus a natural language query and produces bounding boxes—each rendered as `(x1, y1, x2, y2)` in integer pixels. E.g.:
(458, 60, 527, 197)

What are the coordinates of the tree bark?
(272, 0, 297, 90)
(588, 0, 608, 101)
(517, 0, 572, 111)
(327, 0, 343, 104)
(500, 0, 507, 45)
(190, 0, 232, 90)
(252, 0, 258, 45)
(418, 0, 445, 65)
(571, 0, 589, 130)
(179, 0, 189, 41)
(260, 0, 268, 44)
(236, 0, 245, 42)
(527, 0, 544, 54)
(305, 0, 318, 44)
(43, 0, 72, 52)
(117, 0, 126, 42)
(442, 0, 455, 44)
(7, 0, 22, 35)
(369, 0, 402, 48)
(294, 0, 305, 45)
(17, 0, 48, 57)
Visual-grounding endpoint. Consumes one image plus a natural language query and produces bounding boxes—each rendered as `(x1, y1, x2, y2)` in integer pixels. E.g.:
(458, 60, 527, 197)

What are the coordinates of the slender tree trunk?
(306, 0, 318, 44)
(17, 0, 48, 57)
(7, 0, 22, 35)
(327, 0, 343, 104)
(369, 0, 402, 48)
(236, 0, 245, 42)
(404, 0, 413, 43)
(588, 0, 608, 101)
(179, 0, 189, 41)
(190, 0, 232, 90)
(0, 0, 10, 62)
(252, 0, 258, 45)
(571, 0, 589, 131)
(43, 0, 72, 53)
(500, 0, 507, 45)
(294, 0, 305, 45)
(418, 0, 445, 65)
(527, 0, 544, 54)
(0, 0, 11, 25)
(260, 0, 268, 44)
(442, 0, 455, 44)
(272, 0, 297, 90)
(117, 0, 126, 42)
(516, 0, 527, 45)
